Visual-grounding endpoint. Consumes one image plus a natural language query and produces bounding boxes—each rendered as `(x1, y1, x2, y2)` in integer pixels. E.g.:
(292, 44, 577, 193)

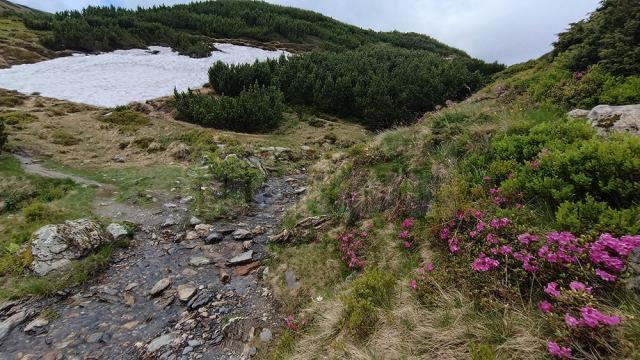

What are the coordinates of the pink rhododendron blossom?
(473, 210, 484, 219)
(448, 237, 460, 253)
(476, 222, 485, 232)
(401, 218, 414, 229)
(517, 233, 539, 245)
(595, 268, 617, 282)
(426, 263, 434, 272)
(409, 279, 417, 290)
(404, 241, 412, 249)
(569, 281, 592, 294)
(564, 314, 580, 328)
(488, 188, 499, 195)
(485, 233, 498, 244)
(469, 230, 478, 238)
(547, 341, 572, 359)
(490, 247, 498, 255)
(589, 233, 640, 272)
(544, 282, 561, 298)
(440, 227, 450, 240)
(580, 307, 621, 328)
(538, 300, 553, 313)
(471, 253, 500, 272)
(530, 159, 540, 169)
(399, 230, 410, 239)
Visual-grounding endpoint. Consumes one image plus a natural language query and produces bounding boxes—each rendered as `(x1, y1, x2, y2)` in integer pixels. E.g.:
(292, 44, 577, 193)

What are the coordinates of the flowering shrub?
(399, 217, 416, 250)
(338, 229, 368, 270)
(436, 205, 640, 357)
(284, 314, 309, 332)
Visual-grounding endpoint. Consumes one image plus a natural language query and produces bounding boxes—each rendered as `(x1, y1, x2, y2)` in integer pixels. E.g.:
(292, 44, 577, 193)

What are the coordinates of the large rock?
(30, 219, 111, 276)
(583, 104, 640, 135)
(0, 311, 26, 342)
(106, 223, 129, 241)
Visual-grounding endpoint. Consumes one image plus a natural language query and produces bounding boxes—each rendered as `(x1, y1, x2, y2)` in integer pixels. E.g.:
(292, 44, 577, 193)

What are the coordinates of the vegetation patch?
(97, 107, 150, 133)
(50, 129, 80, 146)
(0, 111, 36, 125)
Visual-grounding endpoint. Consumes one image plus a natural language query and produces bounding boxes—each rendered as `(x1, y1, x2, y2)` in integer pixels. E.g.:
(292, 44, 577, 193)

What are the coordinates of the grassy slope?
(0, 15, 55, 68)
(263, 2, 640, 358)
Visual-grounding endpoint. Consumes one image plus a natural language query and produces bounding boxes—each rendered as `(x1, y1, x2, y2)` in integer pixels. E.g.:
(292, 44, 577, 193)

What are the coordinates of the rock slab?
(30, 219, 111, 276)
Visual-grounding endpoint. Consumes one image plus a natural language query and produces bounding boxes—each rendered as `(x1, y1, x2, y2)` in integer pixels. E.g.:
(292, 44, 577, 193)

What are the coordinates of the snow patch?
(0, 43, 287, 108)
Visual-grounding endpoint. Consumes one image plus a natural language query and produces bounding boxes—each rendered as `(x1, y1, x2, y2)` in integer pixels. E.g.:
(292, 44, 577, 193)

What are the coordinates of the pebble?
(150, 277, 172, 296)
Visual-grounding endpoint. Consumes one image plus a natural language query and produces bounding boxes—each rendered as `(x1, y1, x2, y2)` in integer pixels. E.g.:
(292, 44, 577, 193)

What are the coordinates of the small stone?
(204, 232, 223, 244)
(112, 155, 125, 163)
(194, 224, 212, 235)
(177, 284, 197, 302)
(227, 250, 253, 266)
(86, 332, 105, 344)
(251, 225, 265, 235)
(219, 270, 230, 284)
(259, 328, 272, 343)
(182, 346, 193, 355)
(124, 282, 138, 291)
(107, 223, 129, 241)
(232, 229, 253, 240)
(185, 231, 200, 241)
(162, 216, 178, 228)
(242, 240, 253, 250)
(190, 217, 202, 226)
(123, 321, 139, 330)
(179, 196, 194, 204)
(234, 261, 260, 276)
(187, 290, 213, 310)
(149, 277, 172, 296)
(187, 340, 201, 347)
(24, 318, 49, 333)
(182, 268, 198, 276)
(189, 256, 211, 267)
(147, 332, 178, 353)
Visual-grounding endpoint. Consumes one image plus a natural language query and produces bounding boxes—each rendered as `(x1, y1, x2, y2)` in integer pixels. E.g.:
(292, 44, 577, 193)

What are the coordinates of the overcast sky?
(15, 0, 601, 64)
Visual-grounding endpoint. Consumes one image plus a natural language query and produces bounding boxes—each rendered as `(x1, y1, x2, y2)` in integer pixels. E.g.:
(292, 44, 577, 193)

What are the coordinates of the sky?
(14, 0, 601, 64)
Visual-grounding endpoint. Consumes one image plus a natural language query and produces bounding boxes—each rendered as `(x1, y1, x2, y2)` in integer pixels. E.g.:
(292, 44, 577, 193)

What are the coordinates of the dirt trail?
(13, 152, 106, 188)
(1, 155, 305, 360)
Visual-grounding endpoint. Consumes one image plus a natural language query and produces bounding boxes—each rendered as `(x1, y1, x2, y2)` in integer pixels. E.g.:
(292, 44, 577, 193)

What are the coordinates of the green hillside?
(265, 1, 640, 358)
(22, 0, 470, 57)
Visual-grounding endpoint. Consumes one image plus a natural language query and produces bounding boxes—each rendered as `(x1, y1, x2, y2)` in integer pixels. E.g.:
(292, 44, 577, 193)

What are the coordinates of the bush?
(0, 121, 6, 153)
(98, 108, 150, 132)
(207, 154, 265, 201)
(174, 84, 285, 133)
(341, 268, 394, 338)
(50, 129, 80, 146)
(0, 112, 36, 126)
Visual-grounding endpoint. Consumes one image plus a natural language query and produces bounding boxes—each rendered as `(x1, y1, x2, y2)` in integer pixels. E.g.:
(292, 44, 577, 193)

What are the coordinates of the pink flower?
(401, 218, 414, 229)
(530, 159, 540, 169)
(595, 268, 617, 282)
(448, 236, 460, 253)
(580, 307, 620, 328)
(544, 282, 561, 298)
(471, 253, 500, 272)
(440, 227, 450, 240)
(404, 241, 412, 249)
(469, 230, 478, 238)
(569, 281, 592, 294)
(517, 233, 539, 245)
(409, 279, 418, 290)
(538, 300, 553, 313)
(475, 222, 485, 232)
(564, 314, 580, 328)
(399, 230, 410, 239)
(427, 263, 434, 272)
(485, 233, 498, 244)
(547, 341, 572, 359)
(482, 176, 491, 182)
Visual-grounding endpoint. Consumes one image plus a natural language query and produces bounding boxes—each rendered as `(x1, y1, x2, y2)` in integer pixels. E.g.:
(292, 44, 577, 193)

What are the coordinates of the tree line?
(208, 46, 503, 129)
(22, 0, 469, 58)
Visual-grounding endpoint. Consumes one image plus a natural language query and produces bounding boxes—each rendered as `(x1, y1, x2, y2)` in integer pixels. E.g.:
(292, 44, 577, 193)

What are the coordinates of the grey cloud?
(15, 0, 601, 64)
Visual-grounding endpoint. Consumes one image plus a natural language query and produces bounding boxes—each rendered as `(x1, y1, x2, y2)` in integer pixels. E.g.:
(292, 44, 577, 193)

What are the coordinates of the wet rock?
(189, 216, 202, 226)
(150, 277, 172, 296)
(106, 223, 129, 241)
(205, 231, 224, 244)
(148, 332, 179, 353)
(227, 250, 253, 266)
(234, 261, 260, 276)
(0, 310, 26, 341)
(86, 332, 107, 344)
(232, 229, 253, 240)
(187, 290, 213, 310)
(177, 284, 197, 302)
(24, 318, 49, 334)
(259, 328, 272, 343)
(189, 256, 211, 267)
(31, 219, 111, 276)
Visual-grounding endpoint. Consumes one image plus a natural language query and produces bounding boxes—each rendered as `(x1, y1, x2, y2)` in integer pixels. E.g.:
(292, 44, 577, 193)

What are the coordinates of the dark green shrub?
(556, 196, 640, 235)
(207, 154, 265, 201)
(0, 112, 36, 126)
(0, 121, 6, 153)
(174, 84, 285, 133)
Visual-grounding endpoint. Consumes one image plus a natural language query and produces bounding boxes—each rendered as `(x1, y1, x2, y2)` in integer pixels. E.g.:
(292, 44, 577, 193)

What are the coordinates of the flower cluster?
(338, 229, 367, 269)
(409, 263, 434, 291)
(284, 314, 309, 332)
(590, 233, 640, 282)
(399, 217, 415, 249)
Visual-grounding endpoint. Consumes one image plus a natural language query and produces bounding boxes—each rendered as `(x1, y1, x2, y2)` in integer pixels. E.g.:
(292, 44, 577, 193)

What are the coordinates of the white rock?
(0, 311, 26, 341)
(107, 223, 129, 241)
(189, 256, 211, 267)
(24, 318, 49, 333)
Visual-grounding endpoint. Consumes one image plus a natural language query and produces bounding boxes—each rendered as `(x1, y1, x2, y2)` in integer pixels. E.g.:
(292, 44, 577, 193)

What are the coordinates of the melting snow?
(0, 43, 287, 108)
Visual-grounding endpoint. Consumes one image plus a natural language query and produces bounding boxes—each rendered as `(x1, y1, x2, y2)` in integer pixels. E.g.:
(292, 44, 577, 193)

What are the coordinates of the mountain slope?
(23, 0, 472, 57)
(0, 0, 42, 14)
(264, 1, 640, 358)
